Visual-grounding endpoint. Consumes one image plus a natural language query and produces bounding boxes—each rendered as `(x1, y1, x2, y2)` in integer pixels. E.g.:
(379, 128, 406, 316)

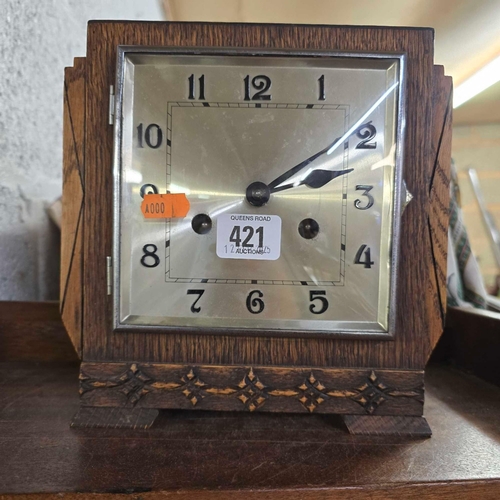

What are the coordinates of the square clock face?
(113, 48, 405, 336)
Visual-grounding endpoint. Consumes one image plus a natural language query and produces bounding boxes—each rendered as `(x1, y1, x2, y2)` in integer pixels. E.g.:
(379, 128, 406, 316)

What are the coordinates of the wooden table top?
(1, 361, 499, 499)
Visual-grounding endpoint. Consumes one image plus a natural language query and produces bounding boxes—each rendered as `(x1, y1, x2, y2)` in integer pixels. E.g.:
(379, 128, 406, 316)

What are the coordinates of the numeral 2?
(354, 244, 375, 269)
(355, 122, 377, 149)
(244, 75, 272, 101)
(187, 289, 205, 313)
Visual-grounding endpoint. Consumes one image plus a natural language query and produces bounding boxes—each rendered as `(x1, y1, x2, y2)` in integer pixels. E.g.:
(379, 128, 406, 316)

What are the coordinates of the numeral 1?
(318, 75, 325, 101)
(255, 226, 264, 248)
(188, 74, 205, 100)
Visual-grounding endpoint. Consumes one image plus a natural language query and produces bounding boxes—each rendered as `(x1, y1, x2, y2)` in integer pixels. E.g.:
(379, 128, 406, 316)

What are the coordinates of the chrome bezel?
(112, 46, 407, 339)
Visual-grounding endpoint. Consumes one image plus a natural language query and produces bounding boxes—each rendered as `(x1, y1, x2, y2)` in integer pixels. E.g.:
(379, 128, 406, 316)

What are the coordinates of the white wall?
(0, 0, 164, 300)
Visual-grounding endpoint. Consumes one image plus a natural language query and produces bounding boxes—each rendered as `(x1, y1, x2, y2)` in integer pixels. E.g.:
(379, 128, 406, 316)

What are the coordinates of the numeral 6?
(246, 290, 264, 314)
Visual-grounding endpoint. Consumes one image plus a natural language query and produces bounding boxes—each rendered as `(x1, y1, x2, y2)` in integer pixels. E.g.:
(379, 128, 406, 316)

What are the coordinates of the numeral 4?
(354, 244, 375, 269)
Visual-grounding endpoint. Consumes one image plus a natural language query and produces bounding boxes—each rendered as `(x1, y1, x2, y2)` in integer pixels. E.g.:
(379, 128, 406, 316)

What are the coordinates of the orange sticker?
(141, 193, 190, 219)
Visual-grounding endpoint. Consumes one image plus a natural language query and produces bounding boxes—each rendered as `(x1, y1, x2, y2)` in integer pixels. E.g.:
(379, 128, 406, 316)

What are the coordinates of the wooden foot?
(71, 407, 159, 429)
(342, 415, 432, 437)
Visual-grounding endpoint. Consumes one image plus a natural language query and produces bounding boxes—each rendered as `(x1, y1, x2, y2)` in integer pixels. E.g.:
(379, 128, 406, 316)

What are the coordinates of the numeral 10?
(137, 123, 163, 149)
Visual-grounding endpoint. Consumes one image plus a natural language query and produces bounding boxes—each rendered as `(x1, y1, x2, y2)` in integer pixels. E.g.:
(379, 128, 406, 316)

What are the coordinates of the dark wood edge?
(1, 480, 500, 499)
(342, 415, 431, 437)
(80, 362, 425, 416)
(87, 19, 437, 33)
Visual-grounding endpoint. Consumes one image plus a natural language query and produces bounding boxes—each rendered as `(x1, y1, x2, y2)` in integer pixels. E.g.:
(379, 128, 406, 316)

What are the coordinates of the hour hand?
(270, 168, 354, 193)
(245, 168, 353, 206)
(267, 137, 341, 190)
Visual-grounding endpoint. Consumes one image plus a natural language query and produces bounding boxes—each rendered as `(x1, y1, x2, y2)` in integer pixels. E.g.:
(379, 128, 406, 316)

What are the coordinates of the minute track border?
(165, 100, 349, 286)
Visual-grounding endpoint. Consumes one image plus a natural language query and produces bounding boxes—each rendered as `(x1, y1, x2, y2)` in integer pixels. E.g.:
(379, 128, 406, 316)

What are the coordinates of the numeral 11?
(188, 74, 205, 100)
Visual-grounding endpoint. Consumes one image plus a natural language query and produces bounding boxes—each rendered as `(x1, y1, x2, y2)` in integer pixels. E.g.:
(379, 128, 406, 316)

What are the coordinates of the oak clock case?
(114, 49, 405, 337)
(61, 22, 452, 435)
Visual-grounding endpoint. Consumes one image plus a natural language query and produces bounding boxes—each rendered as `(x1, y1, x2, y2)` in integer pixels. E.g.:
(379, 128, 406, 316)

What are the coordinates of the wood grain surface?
(61, 57, 86, 359)
(80, 22, 445, 371)
(0, 362, 499, 498)
(0, 301, 78, 362)
(71, 407, 159, 429)
(426, 65, 453, 353)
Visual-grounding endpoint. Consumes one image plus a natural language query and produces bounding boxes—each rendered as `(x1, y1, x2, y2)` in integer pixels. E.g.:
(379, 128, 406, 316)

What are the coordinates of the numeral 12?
(244, 75, 272, 100)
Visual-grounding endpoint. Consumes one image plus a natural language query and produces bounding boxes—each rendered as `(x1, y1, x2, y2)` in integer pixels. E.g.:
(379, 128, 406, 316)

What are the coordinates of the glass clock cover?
(113, 48, 405, 336)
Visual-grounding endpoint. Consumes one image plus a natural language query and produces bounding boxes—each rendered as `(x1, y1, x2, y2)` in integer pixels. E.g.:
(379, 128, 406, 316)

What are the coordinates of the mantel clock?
(61, 22, 452, 435)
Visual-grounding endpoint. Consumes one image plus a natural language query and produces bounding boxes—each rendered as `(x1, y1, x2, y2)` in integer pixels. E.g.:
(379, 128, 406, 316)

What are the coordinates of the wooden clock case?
(61, 21, 452, 435)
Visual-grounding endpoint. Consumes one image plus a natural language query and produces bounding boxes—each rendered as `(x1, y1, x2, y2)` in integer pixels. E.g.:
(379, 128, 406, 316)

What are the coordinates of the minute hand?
(268, 81, 399, 192)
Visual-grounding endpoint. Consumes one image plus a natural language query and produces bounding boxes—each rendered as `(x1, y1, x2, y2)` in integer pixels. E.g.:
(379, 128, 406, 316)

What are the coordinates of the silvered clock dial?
(113, 48, 405, 336)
